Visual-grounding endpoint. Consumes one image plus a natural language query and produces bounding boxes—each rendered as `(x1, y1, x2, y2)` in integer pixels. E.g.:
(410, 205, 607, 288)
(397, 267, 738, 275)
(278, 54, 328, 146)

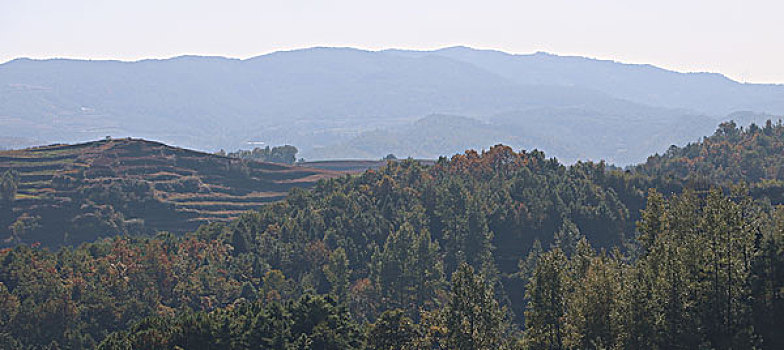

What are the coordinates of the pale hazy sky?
(2, 0, 783, 83)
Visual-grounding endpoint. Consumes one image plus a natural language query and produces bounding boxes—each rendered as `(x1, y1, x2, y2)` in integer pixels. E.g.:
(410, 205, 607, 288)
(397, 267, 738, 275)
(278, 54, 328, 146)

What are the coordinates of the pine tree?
(518, 239, 543, 282)
(699, 188, 755, 349)
(618, 258, 658, 349)
(366, 309, 421, 350)
(443, 263, 509, 350)
(750, 206, 784, 349)
(637, 188, 667, 255)
(523, 248, 568, 350)
(371, 222, 443, 315)
(564, 251, 623, 350)
(323, 247, 350, 303)
(552, 218, 583, 257)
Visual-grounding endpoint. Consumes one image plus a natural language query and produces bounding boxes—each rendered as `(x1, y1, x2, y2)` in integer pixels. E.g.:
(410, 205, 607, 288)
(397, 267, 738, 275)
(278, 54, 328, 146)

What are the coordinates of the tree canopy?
(1, 124, 783, 348)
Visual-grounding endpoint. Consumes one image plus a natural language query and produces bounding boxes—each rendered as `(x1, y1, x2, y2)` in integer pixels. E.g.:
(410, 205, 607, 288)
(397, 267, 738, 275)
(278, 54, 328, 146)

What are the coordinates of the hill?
(3, 47, 782, 163)
(0, 138, 338, 247)
(309, 112, 722, 164)
(632, 119, 784, 201)
(1, 143, 782, 348)
(307, 114, 519, 160)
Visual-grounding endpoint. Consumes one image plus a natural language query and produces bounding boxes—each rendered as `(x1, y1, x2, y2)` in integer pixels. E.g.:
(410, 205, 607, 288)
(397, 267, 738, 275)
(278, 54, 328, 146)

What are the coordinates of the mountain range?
(1, 47, 782, 164)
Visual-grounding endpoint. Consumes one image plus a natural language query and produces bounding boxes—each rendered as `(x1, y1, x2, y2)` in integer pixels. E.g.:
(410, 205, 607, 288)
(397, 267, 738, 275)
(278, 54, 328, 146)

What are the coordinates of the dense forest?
(0, 122, 783, 349)
(635, 120, 784, 184)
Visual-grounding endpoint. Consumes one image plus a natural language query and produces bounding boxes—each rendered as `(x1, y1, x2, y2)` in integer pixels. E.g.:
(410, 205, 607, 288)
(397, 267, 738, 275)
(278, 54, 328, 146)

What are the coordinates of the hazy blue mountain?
(1, 46, 781, 163)
(307, 114, 517, 160)
(391, 46, 784, 115)
(308, 110, 727, 165)
(0, 49, 630, 150)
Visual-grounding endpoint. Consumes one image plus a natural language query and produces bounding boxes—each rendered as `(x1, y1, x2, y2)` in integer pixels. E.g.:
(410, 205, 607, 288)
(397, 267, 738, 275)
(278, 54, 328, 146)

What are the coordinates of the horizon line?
(2, 45, 779, 86)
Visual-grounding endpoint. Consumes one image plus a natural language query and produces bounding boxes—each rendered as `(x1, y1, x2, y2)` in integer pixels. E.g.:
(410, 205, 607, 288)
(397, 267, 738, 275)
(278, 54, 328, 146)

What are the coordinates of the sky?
(2, 0, 783, 84)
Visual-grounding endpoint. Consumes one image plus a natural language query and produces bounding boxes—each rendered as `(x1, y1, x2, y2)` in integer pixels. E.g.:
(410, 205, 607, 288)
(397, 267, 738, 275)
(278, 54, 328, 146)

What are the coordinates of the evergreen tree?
(699, 189, 755, 349)
(523, 248, 568, 350)
(443, 263, 509, 350)
(637, 188, 667, 254)
(564, 251, 623, 350)
(324, 247, 350, 303)
(366, 309, 421, 350)
(371, 222, 443, 315)
(552, 218, 583, 257)
(750, 206, 784, 349)
(518, 239, 543, 283)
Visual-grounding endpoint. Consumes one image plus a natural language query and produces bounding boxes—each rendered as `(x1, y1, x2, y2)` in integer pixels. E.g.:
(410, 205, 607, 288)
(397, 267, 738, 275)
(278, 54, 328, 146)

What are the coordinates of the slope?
(0, 138, 339, 247)
(633, 119, 784, 184)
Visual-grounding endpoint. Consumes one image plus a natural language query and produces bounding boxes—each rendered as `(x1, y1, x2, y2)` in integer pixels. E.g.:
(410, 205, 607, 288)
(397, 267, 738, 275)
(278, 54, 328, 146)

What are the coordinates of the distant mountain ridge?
(1, 47, 782, 164)
(391, 46, 784, 115)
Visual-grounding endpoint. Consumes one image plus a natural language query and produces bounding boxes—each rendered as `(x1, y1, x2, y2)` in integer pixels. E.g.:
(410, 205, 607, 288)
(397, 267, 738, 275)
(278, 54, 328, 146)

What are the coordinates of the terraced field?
(0, 138, 340, 246)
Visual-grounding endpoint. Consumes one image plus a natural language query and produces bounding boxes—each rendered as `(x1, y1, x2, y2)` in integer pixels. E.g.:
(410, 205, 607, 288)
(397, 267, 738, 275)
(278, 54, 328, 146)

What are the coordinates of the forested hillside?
(522, 188, 783, 349)
(0, 138, 338, 247)
(636, 120, 784, 183)
(0, 124, 783, 348)
(634, 120, 784, 204)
